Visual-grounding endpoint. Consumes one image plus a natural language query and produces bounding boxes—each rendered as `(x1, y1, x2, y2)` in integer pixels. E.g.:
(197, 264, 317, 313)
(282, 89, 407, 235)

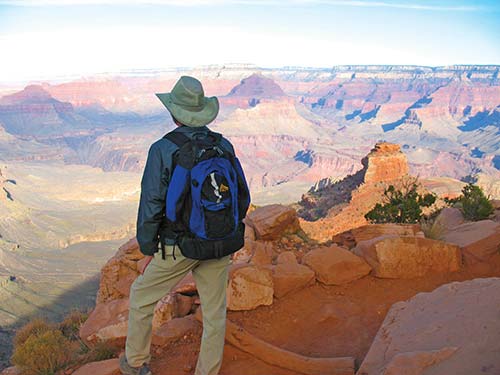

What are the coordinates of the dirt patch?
(150, 254, 500, 375)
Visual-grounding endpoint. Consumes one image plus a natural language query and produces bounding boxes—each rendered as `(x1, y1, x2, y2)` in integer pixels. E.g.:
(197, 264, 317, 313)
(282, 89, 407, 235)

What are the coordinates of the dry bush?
(14, 318, 54, 347)
(59, 310, 89, 339)
(85, 341, 118, 362)
(421, 217, 446, 240)
(12, 329, 75, 375)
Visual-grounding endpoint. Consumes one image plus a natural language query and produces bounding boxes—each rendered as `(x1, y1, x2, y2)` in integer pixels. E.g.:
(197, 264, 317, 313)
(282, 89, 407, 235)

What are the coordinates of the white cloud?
(1, 22, 467, 83)
(0, 0, 483, 11)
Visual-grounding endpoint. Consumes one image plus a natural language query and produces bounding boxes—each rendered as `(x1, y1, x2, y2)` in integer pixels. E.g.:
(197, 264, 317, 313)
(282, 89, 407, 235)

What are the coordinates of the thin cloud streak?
(0, 0, 485, 11)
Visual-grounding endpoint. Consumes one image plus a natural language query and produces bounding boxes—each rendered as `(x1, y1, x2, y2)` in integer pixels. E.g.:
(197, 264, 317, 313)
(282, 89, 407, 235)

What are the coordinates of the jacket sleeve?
(136, 142, 170, 256)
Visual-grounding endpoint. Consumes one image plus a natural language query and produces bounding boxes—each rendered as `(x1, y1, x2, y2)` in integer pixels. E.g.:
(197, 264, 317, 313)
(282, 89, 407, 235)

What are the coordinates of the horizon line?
(2, 63, 499, 86)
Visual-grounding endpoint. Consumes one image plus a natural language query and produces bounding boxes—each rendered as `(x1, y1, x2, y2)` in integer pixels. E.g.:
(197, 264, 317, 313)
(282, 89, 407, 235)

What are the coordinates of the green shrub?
(365, 181, 436, 224)
(14, 318, 54, 347)
(12, 329, 74, 375)
(445, 183, 493, 221)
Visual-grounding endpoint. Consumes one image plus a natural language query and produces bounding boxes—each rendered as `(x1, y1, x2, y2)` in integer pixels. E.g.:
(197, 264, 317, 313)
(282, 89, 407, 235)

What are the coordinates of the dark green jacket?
(136, 125, 236, 256)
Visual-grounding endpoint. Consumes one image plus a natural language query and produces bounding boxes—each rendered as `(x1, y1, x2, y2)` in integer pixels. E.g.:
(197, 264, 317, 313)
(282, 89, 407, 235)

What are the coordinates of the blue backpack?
(161, 130, 250, 260)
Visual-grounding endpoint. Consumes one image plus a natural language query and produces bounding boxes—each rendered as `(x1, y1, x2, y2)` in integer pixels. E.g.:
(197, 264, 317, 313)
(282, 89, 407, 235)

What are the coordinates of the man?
(120, 76, 241, 375)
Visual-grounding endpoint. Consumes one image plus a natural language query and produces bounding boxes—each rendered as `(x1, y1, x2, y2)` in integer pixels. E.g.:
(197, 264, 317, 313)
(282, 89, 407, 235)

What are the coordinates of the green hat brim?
(155, 93, 219, 127)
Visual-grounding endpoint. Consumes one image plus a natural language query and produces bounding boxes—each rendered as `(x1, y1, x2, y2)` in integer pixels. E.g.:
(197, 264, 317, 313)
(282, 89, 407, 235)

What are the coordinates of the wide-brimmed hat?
(155, 76, 219, 127)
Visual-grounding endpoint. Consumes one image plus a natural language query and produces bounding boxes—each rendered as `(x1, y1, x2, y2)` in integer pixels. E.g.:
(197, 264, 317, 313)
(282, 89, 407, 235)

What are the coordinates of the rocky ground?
(60, 144, 500, 375)
(152, 257, 500, 375)
(67, 200, 500, 375)
(3, 141, 500, 375)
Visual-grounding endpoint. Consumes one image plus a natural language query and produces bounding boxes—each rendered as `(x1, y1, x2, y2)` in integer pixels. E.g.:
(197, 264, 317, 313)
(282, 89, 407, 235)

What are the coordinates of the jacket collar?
(173, 125, 209, 133)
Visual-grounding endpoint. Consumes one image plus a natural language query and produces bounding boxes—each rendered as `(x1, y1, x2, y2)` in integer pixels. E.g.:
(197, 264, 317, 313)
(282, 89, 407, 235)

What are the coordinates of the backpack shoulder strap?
(163, 131, 191, 148)
(207, 130, 222, 142)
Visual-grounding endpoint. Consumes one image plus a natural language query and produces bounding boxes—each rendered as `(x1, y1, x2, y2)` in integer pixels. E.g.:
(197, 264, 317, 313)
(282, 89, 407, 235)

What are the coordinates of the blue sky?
(0, 0, 499, 82)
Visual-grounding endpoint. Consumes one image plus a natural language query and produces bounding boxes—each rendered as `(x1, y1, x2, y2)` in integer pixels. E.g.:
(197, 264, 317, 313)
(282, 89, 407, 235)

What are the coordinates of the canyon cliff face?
(361, 143, 409, 184)
(297, 142, 412, 241)
(0, 85, 91, 136)
(1, 64, 500, 375)
(0, 64, 499, 203)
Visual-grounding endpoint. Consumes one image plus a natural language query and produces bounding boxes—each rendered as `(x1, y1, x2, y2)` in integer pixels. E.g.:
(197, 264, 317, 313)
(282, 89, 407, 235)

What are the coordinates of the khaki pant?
(125, 246, 231, 375)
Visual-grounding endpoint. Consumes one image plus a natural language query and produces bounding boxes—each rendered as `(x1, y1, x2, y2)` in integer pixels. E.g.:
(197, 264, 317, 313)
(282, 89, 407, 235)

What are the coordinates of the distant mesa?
(0, 84, 87, 136)
(0, 84, 56, 105)
(222, 73, 286, 109)
(227, 73, 286, 98)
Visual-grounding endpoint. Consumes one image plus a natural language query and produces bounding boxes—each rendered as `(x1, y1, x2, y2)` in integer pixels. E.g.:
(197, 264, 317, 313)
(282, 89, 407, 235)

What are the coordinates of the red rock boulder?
(353, 236, 461, 279)
(226, 265, 274, 311)
(276, 251, 298, 264)
(80, 293, 194, 345)
(232, 239, 275, 265)
(97, 237, 143, 304)
(73, 359, 120, 375)
(441, 220, 500, 265)
(272, 263, 315, 298)
(357, 278, 500, 375)
(152, 315, 200, 347)
(432, 207, 465, 232)
(302, 245, 371, 285)
(246, 204, 300, 240)
(351, 224, 421, 244)
(79, 298, 129, 344)
(152, 292, 195, 330)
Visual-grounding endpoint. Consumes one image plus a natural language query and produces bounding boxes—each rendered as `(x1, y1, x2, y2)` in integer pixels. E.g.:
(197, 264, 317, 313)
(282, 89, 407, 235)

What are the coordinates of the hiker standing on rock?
(120, 76, 250, 375)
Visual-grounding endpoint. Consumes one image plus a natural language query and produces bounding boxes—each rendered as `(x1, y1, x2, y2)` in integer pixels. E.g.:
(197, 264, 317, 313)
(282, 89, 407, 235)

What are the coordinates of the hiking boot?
(119, 354, 153, 375)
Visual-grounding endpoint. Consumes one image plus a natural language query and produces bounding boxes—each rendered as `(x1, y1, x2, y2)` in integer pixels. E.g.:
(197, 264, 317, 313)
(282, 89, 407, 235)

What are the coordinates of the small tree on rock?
(365, 179, 436, 224)
(445, 183, 493, 221)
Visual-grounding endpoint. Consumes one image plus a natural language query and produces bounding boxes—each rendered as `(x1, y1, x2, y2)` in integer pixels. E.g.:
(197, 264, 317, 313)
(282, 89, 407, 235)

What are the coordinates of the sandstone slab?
(245, 223, 256, 241)
(441, 220, 500, 264)
(276, 251, 298, 265)
(380, 347, 458, 375)
(79, 298, 129, 344)
(232, 240, 254, 264)
(351, 224, 421, 244)
(272, 263, 315, 298)
(249, 241, 275, 266)
(227, 266, 274, 311)
(0, 367, 20, 375)
(97, 237, 142, 304)
(246, 204, 300, 240)
(73, 359, 120, 375)
(152, 315, 199, 347)
(357, 278, 500, 375)
(302, 245, 371, 285)
(232, 239, 275, 265)
(353, 236, 461, 279)
(432, 207, 464, 232)
(152, 293, 194, 330)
